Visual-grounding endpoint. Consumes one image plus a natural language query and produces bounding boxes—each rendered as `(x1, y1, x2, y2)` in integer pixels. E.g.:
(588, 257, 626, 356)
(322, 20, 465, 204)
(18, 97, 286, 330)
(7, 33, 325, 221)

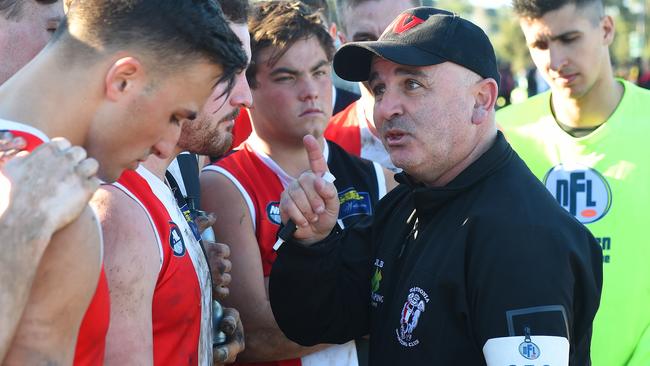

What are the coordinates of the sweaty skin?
(0, 136, 99, 362)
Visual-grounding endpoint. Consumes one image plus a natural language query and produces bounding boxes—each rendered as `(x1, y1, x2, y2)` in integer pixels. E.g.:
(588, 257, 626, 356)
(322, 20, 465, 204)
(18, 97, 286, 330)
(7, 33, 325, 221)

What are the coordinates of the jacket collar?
(395, 131, 513, 216)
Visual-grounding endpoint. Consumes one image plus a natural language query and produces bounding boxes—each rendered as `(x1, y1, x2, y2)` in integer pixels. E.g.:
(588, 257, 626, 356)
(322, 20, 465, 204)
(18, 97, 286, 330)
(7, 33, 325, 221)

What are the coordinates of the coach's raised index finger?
(303, 135, 330, 177)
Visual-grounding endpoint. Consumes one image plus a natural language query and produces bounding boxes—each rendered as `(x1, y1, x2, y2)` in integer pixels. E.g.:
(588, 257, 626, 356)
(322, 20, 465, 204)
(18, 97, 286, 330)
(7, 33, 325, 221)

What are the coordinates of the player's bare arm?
(2, 205, 101, 365)
(0, 137, 99, 362)
(91, 185, 160, 366)
(200, 170, 327, 362)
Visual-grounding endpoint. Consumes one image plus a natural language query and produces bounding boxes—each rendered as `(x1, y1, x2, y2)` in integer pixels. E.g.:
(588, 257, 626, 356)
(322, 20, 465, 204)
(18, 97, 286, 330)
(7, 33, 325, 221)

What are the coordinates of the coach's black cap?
(333, 7, 500, 86)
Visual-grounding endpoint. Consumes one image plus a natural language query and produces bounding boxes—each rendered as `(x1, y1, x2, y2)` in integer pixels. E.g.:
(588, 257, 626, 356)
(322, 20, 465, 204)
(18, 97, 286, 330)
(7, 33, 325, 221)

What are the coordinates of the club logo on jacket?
(266, 201, 281, 225)
(396, 287, 429, 347)
(169, 222, 186, 257)
(371, 259, 384, 307)
(543, 163, 612, 224)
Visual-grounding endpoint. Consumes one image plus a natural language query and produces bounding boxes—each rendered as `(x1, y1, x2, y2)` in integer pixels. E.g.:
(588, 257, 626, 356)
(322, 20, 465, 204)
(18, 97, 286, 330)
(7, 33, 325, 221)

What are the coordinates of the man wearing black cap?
(268, 7, 603, 365)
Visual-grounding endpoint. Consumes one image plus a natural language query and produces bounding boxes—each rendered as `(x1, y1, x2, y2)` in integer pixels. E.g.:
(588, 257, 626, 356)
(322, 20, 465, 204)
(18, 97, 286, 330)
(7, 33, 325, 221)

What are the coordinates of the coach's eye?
(371, 84, 385, 97)
(405, 79, 422, 91)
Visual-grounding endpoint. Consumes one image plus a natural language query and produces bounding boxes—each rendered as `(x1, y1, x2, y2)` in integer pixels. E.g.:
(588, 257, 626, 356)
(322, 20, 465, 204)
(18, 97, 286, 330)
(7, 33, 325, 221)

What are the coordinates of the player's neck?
(551, 74, 623, 129)
(247, 133, 325, 179)
(141, 153, 175, 181)
(0, 56, 92, 145)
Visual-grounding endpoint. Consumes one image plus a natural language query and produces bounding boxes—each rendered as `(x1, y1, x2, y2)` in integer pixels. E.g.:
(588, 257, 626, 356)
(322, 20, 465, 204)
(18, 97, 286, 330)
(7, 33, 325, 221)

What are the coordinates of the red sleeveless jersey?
(324, 101, 362, 157)
(230, 108, 253, 150)
(208, 144, 285, 276)
(0, 120, 110, 366)
(114, 167, 209, 365)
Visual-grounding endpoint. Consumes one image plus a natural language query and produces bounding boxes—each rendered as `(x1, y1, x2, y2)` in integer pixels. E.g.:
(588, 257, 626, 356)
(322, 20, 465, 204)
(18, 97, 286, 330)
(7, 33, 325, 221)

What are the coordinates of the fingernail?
(315, 206, 325, 214)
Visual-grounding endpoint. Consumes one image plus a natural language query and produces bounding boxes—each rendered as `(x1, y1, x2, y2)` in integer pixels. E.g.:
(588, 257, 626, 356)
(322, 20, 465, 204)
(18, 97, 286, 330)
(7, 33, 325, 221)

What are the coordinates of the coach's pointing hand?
(279, 135, 339, 246)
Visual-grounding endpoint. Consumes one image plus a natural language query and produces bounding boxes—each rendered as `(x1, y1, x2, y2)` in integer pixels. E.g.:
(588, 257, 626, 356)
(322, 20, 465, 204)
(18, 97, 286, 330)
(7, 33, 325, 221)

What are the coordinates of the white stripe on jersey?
(202, 165, 257, 232)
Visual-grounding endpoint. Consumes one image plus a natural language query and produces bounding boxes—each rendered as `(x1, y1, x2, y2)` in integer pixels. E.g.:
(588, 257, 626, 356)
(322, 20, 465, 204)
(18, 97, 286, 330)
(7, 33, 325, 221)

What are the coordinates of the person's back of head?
(0, 0, 251, 182)
(247, 0, 334, 87)
(335, 0, 420, 41)
(301, 0, 329, 21)
(57, 0, 247, 91)
(218, 0, 250, 24)
(512, 0, 603, 21)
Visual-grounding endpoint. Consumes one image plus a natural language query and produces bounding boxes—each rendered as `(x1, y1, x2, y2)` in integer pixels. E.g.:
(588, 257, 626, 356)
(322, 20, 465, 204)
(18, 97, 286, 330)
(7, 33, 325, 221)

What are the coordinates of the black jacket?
(269, 132, 602, 365)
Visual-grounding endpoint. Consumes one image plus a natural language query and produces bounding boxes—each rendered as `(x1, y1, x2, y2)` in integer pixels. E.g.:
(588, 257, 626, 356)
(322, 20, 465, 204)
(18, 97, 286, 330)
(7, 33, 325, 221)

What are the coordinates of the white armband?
(483, 335, 569, 366)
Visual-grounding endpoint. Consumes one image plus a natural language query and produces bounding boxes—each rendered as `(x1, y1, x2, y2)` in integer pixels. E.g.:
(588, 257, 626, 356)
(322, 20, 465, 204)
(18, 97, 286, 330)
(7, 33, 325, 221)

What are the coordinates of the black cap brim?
(333, 41, 446, 82)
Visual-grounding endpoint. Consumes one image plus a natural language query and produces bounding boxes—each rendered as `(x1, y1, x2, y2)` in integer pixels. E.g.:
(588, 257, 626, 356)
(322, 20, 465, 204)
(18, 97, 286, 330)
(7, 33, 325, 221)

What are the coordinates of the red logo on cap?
(392, 13, 425, 34)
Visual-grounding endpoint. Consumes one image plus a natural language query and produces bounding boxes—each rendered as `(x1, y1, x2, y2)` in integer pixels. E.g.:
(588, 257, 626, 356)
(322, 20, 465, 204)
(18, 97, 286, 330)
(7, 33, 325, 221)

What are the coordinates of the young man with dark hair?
(93, 0, 252, 364)
(201, 1, 396, 365)
(498, 1, 650, 364)
(271, 7, 602, 365)
(0, 0, 247, 364)
(325, 0, 419, 172)
(0, 2, 101, 358)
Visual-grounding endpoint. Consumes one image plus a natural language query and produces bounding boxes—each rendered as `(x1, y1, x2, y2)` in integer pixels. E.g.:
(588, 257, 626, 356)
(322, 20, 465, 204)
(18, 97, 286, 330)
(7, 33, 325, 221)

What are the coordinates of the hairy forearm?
(0, 218, 50, 361)
(0, 253, 41, 362)
(237, 321, 328, 363)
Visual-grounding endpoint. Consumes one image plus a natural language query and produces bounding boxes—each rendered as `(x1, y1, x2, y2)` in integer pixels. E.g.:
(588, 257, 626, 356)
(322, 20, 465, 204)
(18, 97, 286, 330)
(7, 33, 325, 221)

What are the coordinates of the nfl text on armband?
(482, 334, 569, 366)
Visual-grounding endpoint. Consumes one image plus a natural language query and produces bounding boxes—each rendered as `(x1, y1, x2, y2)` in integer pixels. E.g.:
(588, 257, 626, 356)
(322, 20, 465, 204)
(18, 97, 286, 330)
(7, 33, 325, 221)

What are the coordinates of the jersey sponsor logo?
(543, 163, 612, 224)
(169, 222, 186, 257)
(396, 287, 430, 347)
(266, 201, 281, 225)
(338, 188, 372, 220)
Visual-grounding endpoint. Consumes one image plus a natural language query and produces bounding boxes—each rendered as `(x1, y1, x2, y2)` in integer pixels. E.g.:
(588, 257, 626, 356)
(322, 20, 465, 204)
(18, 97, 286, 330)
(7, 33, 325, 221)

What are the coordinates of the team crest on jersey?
(169, 222, 186, 257)
(396, 287, 429, 347)
(543, 163, 612, 224)
(266, 201, 281, 225)
(338, 188, 372, 220)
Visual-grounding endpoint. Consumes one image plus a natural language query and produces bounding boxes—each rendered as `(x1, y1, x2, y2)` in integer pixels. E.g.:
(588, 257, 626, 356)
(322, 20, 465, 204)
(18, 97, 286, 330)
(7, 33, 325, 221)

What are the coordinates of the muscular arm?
(2, 206, 102, 365)
(200, 171, 326, 362)
(92, 186, 160, 366)
(0, 139, 98, 361)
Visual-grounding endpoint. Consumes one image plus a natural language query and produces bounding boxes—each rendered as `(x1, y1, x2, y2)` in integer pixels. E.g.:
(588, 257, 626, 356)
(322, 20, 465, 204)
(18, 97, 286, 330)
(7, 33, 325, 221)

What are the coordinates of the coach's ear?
(471, 78, 498, 125)
(104, 57, 145, 102)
